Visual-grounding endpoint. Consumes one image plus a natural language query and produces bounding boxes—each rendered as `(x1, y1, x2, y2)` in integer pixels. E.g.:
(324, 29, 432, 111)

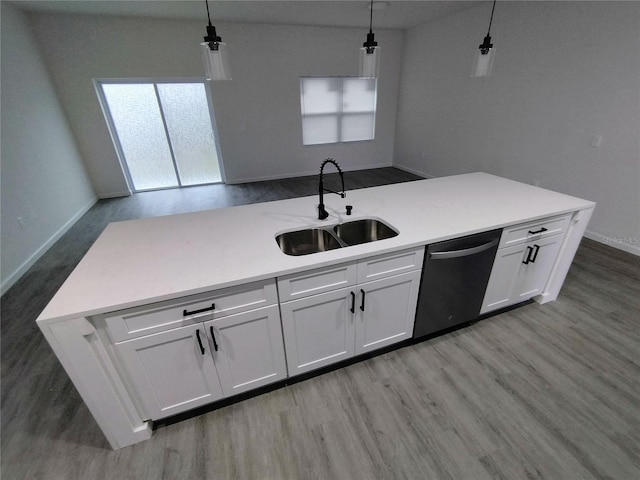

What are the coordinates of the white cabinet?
(115, 323, 224, 419)
(481, 215, 569, 314)
(355, 270, 421, 355)
(204, 305, 287, 397)
(107, 280, 287, 420)
(279, 287, 356, 375)
(279, 248, 423, 376)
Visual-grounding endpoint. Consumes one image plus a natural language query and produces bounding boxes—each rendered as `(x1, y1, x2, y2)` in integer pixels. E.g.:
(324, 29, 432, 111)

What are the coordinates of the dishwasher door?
(413, 229, 501, 339)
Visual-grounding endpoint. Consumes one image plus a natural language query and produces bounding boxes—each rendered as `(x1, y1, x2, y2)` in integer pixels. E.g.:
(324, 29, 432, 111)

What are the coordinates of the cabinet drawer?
(499, 214, 571, 249)
(356, 247, 424, 284)
(101, 279, 277, 342)
(277, 262, 357, 302)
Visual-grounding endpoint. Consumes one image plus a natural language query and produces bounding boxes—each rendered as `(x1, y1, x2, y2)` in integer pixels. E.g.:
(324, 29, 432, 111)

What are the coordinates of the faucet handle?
(346, 205, 353, 216)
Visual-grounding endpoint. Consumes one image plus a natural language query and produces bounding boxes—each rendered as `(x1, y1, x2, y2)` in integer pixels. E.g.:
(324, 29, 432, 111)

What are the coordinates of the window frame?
(299, 76, 378, 146)
(94, 77, 226, 192)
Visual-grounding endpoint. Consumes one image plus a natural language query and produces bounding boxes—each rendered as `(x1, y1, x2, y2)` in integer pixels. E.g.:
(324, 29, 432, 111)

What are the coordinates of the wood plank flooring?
(2, 168, 639, 479)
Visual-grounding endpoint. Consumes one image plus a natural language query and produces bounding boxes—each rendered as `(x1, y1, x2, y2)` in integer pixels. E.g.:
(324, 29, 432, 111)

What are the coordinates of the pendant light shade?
(359, 0, 380, 78)
(201, 0, 231, 81)
(471, 0, 497, 77)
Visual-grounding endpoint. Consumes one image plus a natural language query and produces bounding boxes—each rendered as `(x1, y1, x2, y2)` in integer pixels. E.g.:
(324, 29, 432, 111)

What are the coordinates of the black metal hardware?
(528, 227, 548, 235)
(362, 0, 378, 54)
(183, 303, 215, 317)
(360, 289, 366, 312)
(203, 0, 222, 51)
(530, 244, 541, 263)
(195, 329, 205, 355)
(346, 205, 353, 216)
(350, 291, 356, 313)
(523, 244, 542, 265)
(318, 158, 345, 220)
(209, 326, 219, 352)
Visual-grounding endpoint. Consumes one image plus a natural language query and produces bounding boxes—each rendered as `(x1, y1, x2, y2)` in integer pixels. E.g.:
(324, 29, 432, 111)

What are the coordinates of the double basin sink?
(276, 218, 398, 256)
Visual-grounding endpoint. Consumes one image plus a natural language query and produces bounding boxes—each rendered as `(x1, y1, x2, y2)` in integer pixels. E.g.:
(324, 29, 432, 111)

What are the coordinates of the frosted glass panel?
(342, 78, 377, 113)
(342, 113, 375, 142)
(157, 83, 221, 185)
(302, 115, 339, 145)
(300, 78, 341, 115)
(102, 84, 178, 190)
(300, 77, 376, 145)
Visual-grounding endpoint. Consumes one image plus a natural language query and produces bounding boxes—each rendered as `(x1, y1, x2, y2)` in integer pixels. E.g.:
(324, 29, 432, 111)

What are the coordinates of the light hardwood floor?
(2, 168, 639, 479)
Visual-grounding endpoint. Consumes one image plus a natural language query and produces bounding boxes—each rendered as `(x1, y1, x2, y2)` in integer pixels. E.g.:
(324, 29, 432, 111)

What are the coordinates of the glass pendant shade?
(471, 47, 495, 77)
(201, 42, 231, 81)
(359, 47, 380, 78)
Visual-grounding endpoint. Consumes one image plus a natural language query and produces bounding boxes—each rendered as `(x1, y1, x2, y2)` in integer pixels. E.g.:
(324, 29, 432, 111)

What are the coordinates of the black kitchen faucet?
(318, 158, 345, 220)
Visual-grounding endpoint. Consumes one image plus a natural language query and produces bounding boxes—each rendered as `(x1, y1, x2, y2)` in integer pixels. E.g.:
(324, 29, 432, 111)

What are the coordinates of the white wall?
(27, 12, 404, 194)
(394, 1, 640, 255)
(0, 2, 97, 294)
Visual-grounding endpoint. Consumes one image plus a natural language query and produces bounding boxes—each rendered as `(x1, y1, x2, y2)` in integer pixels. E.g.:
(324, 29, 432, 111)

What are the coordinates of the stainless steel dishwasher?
(413, 229, 502, 339)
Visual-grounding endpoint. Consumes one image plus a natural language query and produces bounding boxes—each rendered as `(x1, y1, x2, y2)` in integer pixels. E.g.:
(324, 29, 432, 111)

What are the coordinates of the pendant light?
(471, 0, 497, 77)
(200, 0, 231, 81)
(359, 0, 380, 78)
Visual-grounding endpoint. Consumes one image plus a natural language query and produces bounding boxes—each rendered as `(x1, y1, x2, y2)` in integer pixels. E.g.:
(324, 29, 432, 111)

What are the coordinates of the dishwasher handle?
(429, 238, 499, 260)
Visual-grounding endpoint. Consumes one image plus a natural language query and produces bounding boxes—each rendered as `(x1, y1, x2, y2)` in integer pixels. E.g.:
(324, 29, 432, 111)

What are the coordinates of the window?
(300, 77, 377, 145)
(96, 80, 224, 192)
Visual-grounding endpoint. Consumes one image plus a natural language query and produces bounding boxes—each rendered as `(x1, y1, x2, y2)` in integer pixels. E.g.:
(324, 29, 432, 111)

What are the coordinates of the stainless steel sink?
(276, 218, 398, 255)
(333, 218, 398, 246)
(276, 228, 342, 256)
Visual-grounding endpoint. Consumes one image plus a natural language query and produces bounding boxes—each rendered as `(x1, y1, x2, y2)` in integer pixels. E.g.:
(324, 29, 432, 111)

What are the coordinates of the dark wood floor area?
(2, 167, 639, 479)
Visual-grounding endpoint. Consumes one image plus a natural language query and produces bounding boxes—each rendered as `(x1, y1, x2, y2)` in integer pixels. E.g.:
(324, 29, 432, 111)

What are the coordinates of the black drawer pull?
(183, 303, 215, 317)
(528, 227, 548, 235)
(210, 326, 219, 352)
(522, 246, 533, 265)
(350, 291, 356, 314)
(360, 289, 366, 312)
(195, 329, 205, 355)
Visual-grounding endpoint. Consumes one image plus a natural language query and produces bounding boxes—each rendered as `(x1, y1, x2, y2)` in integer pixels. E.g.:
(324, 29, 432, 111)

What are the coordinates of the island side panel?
(539, 206, 595, 304)
(38, 317, 151, 449)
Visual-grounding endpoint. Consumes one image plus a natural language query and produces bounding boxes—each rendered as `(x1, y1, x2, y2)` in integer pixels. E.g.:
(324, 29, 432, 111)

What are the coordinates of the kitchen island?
(37, 172, 595, 449)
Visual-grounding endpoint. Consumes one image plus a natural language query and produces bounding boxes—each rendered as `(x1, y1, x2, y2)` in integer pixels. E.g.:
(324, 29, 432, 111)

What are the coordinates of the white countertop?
(37, 173, 595, 323)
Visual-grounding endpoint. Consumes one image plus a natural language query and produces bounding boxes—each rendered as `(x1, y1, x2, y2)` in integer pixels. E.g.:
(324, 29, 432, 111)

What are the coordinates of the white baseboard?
(583, 230, 640, 257)
(227, 163, 393, 185)
(98, 190, 131, 199)
(1, 196, 98, 296)
(392, 163, 434, 179)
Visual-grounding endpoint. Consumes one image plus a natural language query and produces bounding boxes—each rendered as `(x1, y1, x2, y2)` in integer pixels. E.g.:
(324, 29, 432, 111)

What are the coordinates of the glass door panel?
(157, 83, 221, 185)
(99, 81, 223, 192)
(101, 84, 178, 190)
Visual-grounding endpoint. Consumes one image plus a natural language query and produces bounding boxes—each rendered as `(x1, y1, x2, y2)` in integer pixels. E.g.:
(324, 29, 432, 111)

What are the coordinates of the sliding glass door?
(97, 80, 224, 192)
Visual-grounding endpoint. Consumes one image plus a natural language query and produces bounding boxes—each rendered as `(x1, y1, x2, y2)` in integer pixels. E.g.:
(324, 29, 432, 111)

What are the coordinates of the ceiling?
(12, 0, 486, 30)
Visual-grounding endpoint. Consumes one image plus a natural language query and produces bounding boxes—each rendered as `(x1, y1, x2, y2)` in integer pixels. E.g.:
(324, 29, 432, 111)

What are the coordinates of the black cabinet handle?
(528, 227, 548, 235)
(522, 246, 533, 265)
(209, 326, 219, 352)
(360, 289, 366, 312)
(530, 244, 540, 263)
(195, 329, 205, 355)
(183, 303, 215, 317)
(350, 291, 356, 314)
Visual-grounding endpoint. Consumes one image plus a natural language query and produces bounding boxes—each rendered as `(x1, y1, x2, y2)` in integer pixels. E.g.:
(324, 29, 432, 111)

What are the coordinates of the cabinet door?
(204, 305, 287, 397)
(115, 324, 223, 420)
(280, 287, 355, 376)
(513, 235, 564, 301)
(481, 235, 565, 314)
(356, 270, 421, 355)
(481, 243, 528, 314)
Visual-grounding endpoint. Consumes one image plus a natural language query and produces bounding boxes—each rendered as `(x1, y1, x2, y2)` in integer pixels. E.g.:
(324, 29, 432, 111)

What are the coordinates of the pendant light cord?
(486, 0, 497, 36)
(369, 0, 374, 34)
(205, 0, 212, 26)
